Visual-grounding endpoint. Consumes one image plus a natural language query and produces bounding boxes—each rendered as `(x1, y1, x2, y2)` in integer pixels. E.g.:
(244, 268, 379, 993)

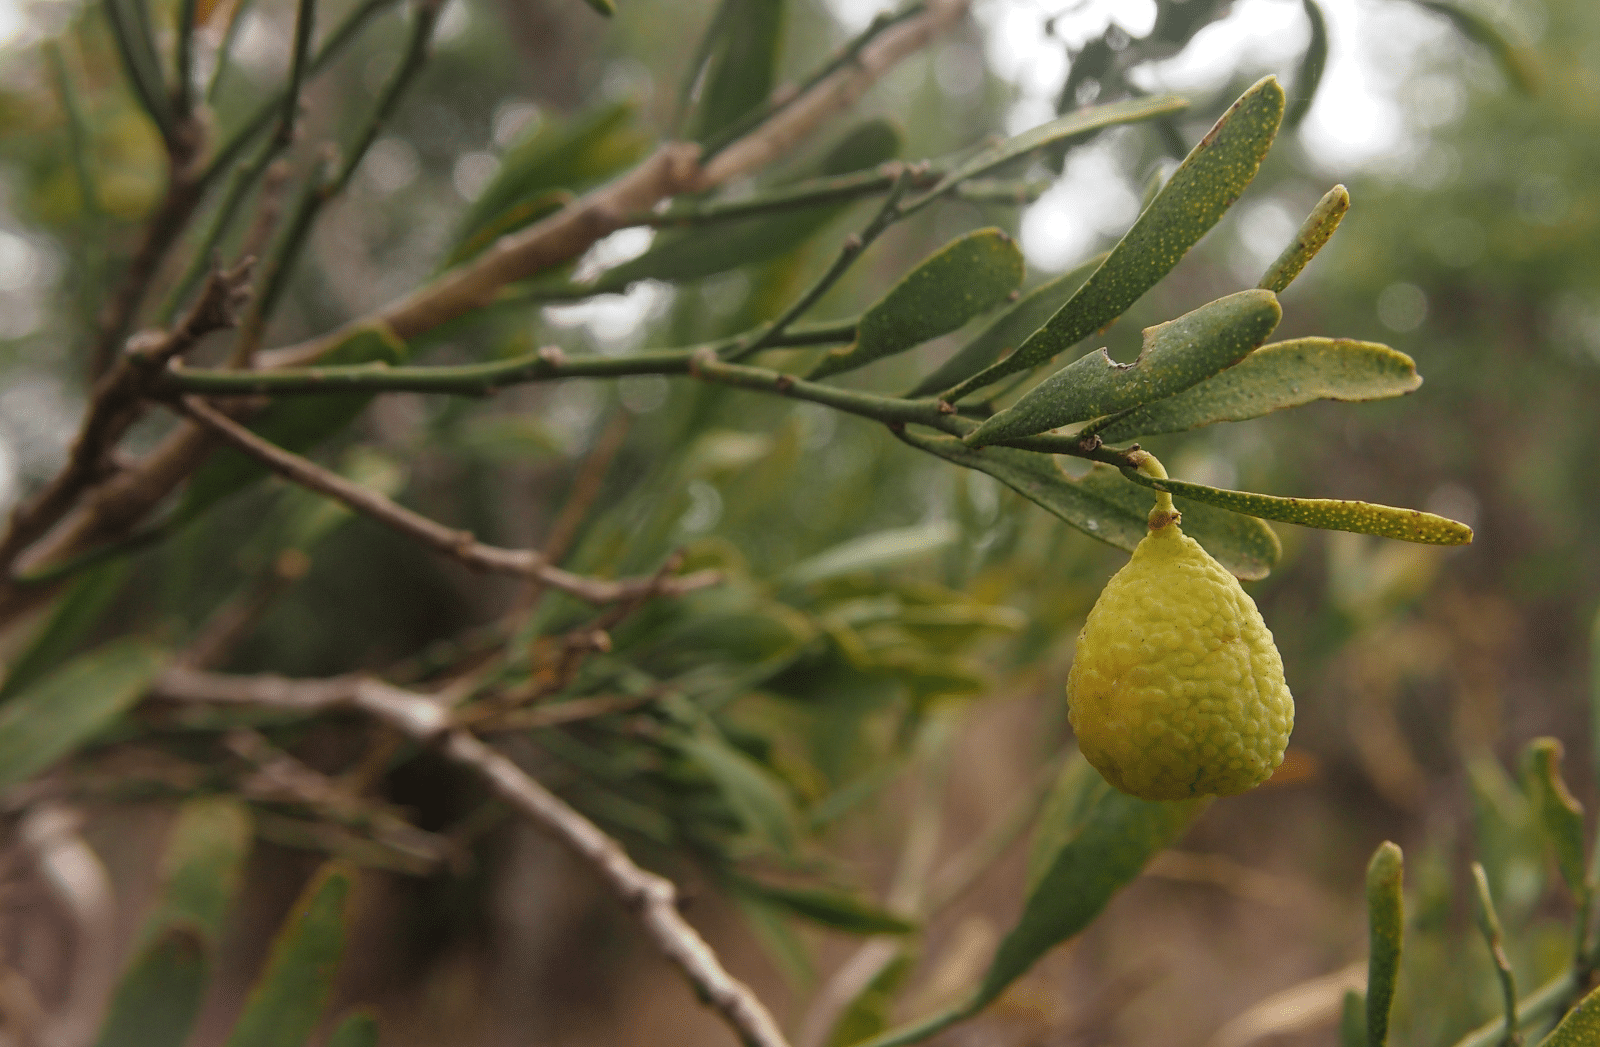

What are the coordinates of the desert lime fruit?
(1066, 459, 1293, 800)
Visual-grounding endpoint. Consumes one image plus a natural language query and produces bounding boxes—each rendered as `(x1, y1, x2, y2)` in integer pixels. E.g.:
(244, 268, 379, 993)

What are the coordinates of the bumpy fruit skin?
(1066, 520, 1293, 801)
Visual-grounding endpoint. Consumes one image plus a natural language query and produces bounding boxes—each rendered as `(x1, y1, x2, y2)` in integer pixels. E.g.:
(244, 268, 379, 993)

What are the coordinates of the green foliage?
(0, 638, 165, 791)
(1519, 738, 1587, 899)
(904, 436, 1280, 579)
(735, 879, 918, 935)
(1285, 0, 1329, 128)
(943, 75, 1286, 400)
(96, 798, 253, 1047)
(964, 288, 1282, 445)
(1258, 184, 1348, 293)
(325, 1012, 380, 1047)
(178, 323, 407, 521)
(1096, 337, 1417, 441)
(1366, 841, 1405, 1047)
(0, 558, 130, 700)
(223, 865, 351, 1047)
(681, 0, 784, 145)
(809, 228, 1024, 379)
(907, 252, 1107, 397)
(1121, 469, 1475, 545)
(1537, 984, 1600, 1046)
(591, 119, 902, 291)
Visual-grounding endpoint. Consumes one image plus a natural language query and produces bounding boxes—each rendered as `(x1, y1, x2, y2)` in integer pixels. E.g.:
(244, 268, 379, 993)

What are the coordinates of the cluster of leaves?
(0, 0, 1560, 1043)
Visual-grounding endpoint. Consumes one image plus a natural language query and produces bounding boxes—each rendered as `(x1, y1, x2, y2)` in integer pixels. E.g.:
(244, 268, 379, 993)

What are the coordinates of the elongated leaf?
(1365, 842, 1404, 1047)
(148, 797, 254, 942)
(810, 228, 1024, 379)
(96, 927, 208, 1047)
(1341, 990, 1367, 1047)
(103, 0, 174, 137)
(1120, 469, 1473, 545)
(1410, 0, 1537, 93)
(443, 189, 570, 269)
(973, 757, 1204, 1011)
(944, 76, 1286, 400)
(451, 101, 643, 262)
(920, 94, 1188, 202)
(1285, 0, 1330, 128)
(784, 521, 958, 586)
(326, 1011, 379, 1047)
(736, 879, 917, 935)
(904, 435, 1279, 579)
(676, 732, 797, 854)
(683, 0, 784, 145)
(1098, 337, 1418, 441)
(1260, 185, 1348, 293)
(0, 638, 165, 792)
(1519, 738, 1587, 899)
(966, 289, 1281, 445)
(223, 865, 352, 1047)
(1592, 604, 1600, 797)
(95, 798, 253, 1047)
(593, 119, 901, 291)
(826, 950, 914, 1047)
(178, 323, 407, 522)
(0, 558, 130, 701)
(1539, 983, 1600, 1046)
(909, 252, 1108, 397)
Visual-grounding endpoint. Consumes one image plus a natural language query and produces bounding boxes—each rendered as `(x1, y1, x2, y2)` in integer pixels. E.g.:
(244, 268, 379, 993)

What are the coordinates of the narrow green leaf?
(918, 94, 1189, 204)
(223, 865, 352, 1047)
(1410, 1, 1537, 93)
(784, 521, 958, 586)
(944, 76, 1286, 401)
(326, 1011, 380, 1047)
(735, 879, 918, 935)
(1259, 185, 1349, 294)
(1519, 738, 1587, 899)
(1120, 469, 1474, 545)
(1, 558, 131, 702)
(148, 797, 254, 943)
(903, 435, 1279, 579)
(1341, 990, 1367, 1047)
(1285, 0, 1330, 128)
(1075, 468, 1281, 580)
(1365, 841, 1404, 1047)
(1469, 862, 1520, 1043)
(826, 950, 914, 1047)
(1097, 337, 1418, 441)
(908, 252, 1108, 398)
(178, 323, 407, 522)
(1538, 984, 1600, 1046)
(592, 119, 902, 291)
(676, 731, 798, 854)
(972, 756, 1203, 1011)
(581, 0, 615, 15)
(1592, 603, 1600, 804)
(102, 0, 174, 138)
(95, 927, 209, 1047)
(683, 0, 784, 145)
(449, 101, 644, 267)
(0, 638, 165, 793)
(965, 289, 1282, 445)
(809, 228, 1024, 379)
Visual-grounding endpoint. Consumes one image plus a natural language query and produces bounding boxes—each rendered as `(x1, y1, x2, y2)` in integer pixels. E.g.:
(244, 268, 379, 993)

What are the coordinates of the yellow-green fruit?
(1066, 518, 1293, 801)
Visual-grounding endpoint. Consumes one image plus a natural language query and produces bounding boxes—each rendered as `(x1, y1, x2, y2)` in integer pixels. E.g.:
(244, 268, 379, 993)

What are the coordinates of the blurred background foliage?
(0, 0, 1598, 1044)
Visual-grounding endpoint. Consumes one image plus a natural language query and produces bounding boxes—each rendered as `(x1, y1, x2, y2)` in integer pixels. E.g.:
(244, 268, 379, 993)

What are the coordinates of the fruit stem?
(1129, 450, 1179, 530)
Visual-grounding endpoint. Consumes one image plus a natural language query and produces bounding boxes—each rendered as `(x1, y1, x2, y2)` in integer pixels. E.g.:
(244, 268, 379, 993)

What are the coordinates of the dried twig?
(151, 667, 793, 1047)
(176, 397, 719, 605)
(0, 260, 253, 578)
(0, 0, 971, 626)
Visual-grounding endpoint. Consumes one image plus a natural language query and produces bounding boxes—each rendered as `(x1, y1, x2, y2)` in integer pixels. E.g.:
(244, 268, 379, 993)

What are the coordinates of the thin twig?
(0, 260, 252, 577)
(151, 668, 794, 1047)
(176, 397, 720, 605)
(723, 165, 918, 363)
(260, 0, 972, 369)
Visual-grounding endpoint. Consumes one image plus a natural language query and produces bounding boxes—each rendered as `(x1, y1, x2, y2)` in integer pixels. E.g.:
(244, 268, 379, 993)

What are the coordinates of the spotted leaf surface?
(943, 76, 1286, 401)
(1097, 337, 1418, 441)
(965, 289, 1281, 446)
